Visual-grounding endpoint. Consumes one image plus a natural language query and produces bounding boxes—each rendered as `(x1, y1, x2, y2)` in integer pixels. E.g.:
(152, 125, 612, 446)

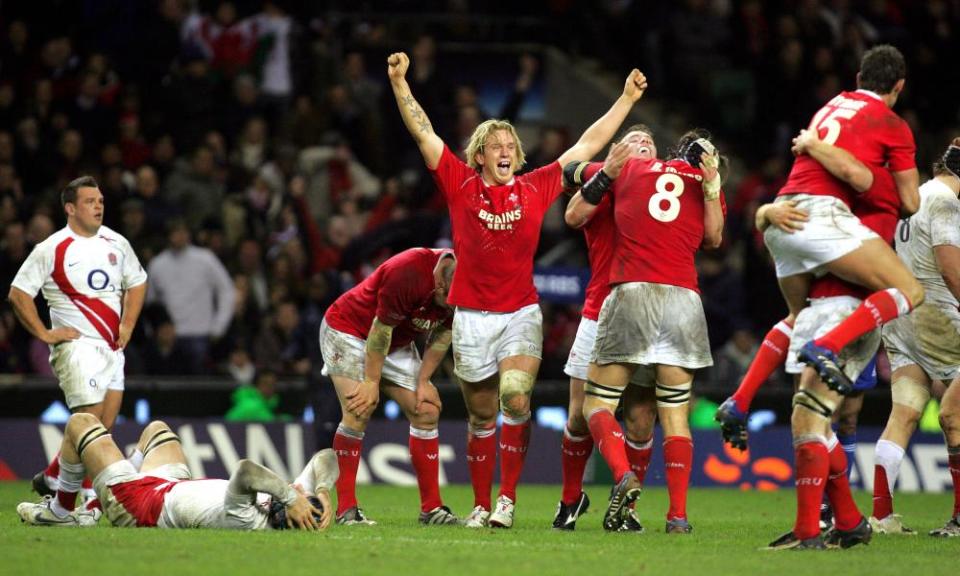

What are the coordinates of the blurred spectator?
(163, 145, 225, 230)
(147, 220, 235, 373)
(225, 368, 288, 422)
(253, 300, 311, 377)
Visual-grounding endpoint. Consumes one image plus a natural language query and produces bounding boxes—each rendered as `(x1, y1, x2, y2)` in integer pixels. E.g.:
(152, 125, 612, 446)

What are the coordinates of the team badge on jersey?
(108, 253, 118, 266)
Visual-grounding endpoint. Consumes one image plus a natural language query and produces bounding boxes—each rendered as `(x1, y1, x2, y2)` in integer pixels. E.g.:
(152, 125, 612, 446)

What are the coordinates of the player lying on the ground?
(873, 138, 960, 537)
(17, 413, 336, 530)
(566, 129, 725, 534)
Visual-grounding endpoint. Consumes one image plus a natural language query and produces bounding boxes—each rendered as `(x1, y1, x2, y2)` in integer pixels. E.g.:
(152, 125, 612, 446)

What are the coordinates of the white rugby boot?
(462, 505, 490, 528)
(17, 496, 101, 527)
(488, 495, 515, 529)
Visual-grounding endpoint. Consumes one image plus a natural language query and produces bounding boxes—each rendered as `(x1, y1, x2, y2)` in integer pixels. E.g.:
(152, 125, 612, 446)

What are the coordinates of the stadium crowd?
(1, 0, 958, 395)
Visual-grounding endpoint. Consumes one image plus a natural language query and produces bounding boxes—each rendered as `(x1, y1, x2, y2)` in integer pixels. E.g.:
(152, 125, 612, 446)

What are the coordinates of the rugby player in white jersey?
(17, 413, 337, 530)
(8, 175, 147, 515)
(871, 138, 960, 537)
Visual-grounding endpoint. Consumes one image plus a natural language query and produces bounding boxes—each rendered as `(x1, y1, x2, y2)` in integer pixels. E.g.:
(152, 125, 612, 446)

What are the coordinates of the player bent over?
(567, 131, 725, 533)
(555, 125, 660, 532)
(873, 139, 960, 537)
(321, 248, 458, 526)
(9, 176, 147, 501)
(18, 413, 336, 530)
(389, 50, 647, 528)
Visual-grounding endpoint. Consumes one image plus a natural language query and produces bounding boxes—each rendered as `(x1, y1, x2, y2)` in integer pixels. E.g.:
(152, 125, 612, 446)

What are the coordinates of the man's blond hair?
(465, 119, 527, 171)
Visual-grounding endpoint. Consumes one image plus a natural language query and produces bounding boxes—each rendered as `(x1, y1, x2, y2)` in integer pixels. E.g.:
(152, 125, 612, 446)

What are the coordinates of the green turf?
(1, 481, 956, 576)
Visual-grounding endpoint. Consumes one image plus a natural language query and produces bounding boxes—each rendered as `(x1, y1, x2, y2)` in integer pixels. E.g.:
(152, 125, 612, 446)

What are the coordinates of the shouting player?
(566, 130, 725, 533)
(320, 247, 458, 526)
(17, 413, 336, 530)
(9, 175, 147, 506)
(873, 139, 960, 536)
(388, 51, 647, 528)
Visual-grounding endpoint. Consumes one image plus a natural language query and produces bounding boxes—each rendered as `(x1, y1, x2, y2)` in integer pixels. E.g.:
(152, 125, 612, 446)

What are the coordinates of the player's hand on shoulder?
(387, 52, 410, 82)
(45, 326, 80, 345)
(603, 141, 633, 179)
(623, 69, 647, 102)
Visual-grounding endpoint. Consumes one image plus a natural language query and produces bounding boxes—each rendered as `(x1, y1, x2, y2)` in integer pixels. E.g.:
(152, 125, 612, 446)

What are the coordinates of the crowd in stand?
(1, 1, 958, 395)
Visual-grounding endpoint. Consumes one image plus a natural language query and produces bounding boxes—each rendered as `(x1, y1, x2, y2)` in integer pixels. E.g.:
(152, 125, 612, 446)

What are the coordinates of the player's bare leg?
(329, 374, 377, 525)
(932, 376, 960, 536)
(584, 361, 638, 530)
(870, 367, 924, 534)
(381, 382, 457, 525)
(554, 376, 593, 530)
(620, 384, 656, 533)
(802, 239, 924, 393)
(459, 373, 499, 527)
(486, 354, 539, 528)
(655, 364, 695, 534)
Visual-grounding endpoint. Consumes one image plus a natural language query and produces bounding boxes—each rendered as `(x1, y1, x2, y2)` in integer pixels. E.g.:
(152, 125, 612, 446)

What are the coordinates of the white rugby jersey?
(157, 479, 271, 530)
(895, 179, 960, 308)
(10, 225, 147, 349)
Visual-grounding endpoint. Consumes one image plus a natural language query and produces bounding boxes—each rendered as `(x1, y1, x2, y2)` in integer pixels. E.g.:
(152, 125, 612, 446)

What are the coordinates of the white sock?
(875, 439, 906, 489)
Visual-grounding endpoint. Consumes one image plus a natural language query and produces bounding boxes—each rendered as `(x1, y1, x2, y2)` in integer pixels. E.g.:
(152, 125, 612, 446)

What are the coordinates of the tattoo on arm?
(401, 94, 433, 135)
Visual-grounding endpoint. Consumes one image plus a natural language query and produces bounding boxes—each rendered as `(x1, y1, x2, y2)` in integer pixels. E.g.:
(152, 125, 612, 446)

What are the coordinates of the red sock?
(467, 425, 496, 510)
(949, 453, 960, 517)
(793, 440, 829, 539)
(664, 436, 693, 520)
(81, 477, 92, 490)
(333, 428, 363, 515)
(625, 437, 653, 485)
(815, 289, 911, 353)
(731, 320, 792, 412)
(872, 465, 893, 520)
(498, 418, 530, 502)
(560, 427, 594, 505)
(587, 410, 630, 482)
(44, 453, 60, 480)
(409, 427, 442, 513)
(826, 440, 862, 531)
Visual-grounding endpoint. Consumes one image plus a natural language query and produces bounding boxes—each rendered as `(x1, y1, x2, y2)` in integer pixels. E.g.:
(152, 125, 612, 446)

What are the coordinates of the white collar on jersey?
(855, 89, 883, 101)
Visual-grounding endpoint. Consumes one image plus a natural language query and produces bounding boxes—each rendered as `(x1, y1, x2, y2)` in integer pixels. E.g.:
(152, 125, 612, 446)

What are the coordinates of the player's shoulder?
(32, 227, 72, 253)
(95, 225, 130, 243)
(921, 180, 960, 210)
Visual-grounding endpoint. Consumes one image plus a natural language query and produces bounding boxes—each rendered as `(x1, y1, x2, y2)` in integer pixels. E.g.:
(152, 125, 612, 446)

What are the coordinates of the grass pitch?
(1, 482, 955, 576)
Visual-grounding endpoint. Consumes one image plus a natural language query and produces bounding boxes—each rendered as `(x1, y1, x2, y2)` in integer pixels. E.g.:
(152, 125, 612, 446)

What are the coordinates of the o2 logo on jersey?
(87, 269, 114, 291)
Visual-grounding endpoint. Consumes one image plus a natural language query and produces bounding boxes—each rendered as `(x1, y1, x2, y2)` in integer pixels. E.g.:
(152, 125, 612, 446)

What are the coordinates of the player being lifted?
(717, 44, 922, 439)
(388, 51, 647, 528)
(872, 139, 960, 537)
(18, 413, 336, 530)
(566, 129, 725, 533)
(9, 175, 147, 509)
(320, 247, 458, 526)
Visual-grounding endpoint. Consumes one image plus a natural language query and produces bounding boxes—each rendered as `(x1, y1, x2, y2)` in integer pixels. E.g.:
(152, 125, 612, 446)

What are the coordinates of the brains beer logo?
(703, 443, 792, 491)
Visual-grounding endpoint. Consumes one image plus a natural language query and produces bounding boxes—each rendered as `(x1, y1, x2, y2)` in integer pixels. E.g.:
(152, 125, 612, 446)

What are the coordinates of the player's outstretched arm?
(345, 318, 392, 417)
(229, 459, 320, 531)
(8, 287, 80, 344)
(388, 52, 444, 170)
(557, 69, 646, 167)
(415, 327, 452, 414)
(792, 128, 874, 193)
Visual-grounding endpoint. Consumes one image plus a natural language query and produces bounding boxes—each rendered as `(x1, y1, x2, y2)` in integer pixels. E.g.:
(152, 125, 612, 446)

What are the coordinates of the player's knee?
(140, 420, 181, 457)
(468, 411, 497, 429)
(940, 407, 960, 436)
(411, 403, 440, 428)
(66, 412, 101, 436)
(567, 412, 589, 436)
(892, 376, 930, 414)
(836, 418, 857, 437)
(499, 369, 534, 419)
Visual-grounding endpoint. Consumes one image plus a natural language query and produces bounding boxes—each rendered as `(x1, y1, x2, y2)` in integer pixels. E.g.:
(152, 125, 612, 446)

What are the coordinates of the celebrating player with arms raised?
(388, 51, 647, 528)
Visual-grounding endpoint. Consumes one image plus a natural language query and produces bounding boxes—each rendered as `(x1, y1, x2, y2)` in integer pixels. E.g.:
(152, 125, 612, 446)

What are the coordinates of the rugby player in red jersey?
(554, 125, 660, 532)
(717, 45, 922, 441)
(566, 130, 725, 533)
(320, 247, 458, 526)
(388, 51, 647, 528)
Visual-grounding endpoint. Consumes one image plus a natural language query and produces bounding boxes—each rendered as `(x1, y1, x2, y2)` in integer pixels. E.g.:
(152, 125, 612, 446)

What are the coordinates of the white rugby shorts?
(786, 296, 881, 380)
(883, 302, 960, 382)
(318, 320, 422, 391)
(592, 282, 712, 370)
(50, 338, 125, 409)
(763, 194, 878, 278)
(565, 316, 656, 386)
(452, 303, 543, 383)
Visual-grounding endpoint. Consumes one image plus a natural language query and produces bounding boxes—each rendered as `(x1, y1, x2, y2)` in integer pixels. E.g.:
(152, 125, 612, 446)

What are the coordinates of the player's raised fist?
(387, 52, 410, 82)
(623, 69, 647, 102)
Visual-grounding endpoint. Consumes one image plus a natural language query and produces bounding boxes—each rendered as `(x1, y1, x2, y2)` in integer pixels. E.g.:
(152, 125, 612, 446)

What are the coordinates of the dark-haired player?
(566, 130, 725, 533)
(9, 175, 147, 507)
(17, 413, 336, 530)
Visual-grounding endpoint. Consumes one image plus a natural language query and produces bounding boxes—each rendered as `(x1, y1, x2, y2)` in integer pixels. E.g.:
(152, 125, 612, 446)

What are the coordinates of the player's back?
(610, 158, 708, 292)
(158, 478, 270, 530)
(782, 90, 915, 207)
(895, 179, 960, 308)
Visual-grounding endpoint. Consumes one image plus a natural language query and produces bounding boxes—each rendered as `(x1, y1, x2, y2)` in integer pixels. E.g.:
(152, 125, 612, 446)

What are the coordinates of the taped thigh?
(656, 380, 691, 408)
(891, 375, 931, 413)
(77, 423, 111, 459)
(792, 389, 838, 419)
(585, 379, 625, 410)
(143, 425, 182, 457)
